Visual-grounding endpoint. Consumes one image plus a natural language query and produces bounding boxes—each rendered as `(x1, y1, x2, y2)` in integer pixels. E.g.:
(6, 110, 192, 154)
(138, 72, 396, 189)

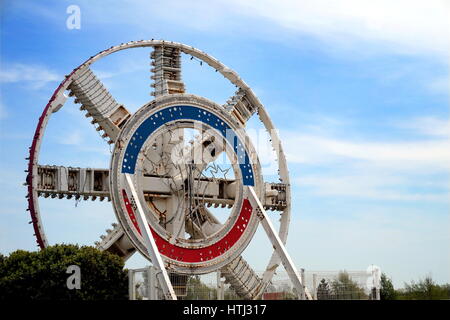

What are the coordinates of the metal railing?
(129, 267, 380, 300)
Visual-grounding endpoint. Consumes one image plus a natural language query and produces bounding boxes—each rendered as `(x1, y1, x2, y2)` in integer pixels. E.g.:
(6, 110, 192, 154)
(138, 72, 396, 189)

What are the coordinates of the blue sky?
(0, 0, 448, 288)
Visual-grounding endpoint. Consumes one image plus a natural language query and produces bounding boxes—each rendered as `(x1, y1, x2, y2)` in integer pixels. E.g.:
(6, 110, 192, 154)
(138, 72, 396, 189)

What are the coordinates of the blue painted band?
(121, 105, 254, 186)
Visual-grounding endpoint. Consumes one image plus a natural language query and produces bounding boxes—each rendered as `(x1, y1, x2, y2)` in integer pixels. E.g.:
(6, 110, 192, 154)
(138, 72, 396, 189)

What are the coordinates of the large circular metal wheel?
(111, 94, 264, 274)
(26, 40, 292, 299)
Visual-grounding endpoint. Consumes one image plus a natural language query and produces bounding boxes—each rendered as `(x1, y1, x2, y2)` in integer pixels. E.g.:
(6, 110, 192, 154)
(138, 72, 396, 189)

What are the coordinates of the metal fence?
(129, 267, 379, 300)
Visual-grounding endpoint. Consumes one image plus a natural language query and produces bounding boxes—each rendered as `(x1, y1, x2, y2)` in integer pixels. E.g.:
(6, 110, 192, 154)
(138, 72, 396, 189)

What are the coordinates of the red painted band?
(28, 68, 80, 249)
(122, 189, 253, 263)
(122, 189, 142, 235)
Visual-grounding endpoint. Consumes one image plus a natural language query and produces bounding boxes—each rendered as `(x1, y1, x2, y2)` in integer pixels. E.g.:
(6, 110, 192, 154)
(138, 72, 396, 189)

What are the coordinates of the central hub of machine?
(111, 95, 262, 274)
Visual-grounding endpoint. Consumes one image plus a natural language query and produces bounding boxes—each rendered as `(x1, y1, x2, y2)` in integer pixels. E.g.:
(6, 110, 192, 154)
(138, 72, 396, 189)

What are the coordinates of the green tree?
(397, 276, 450, 300)
(185, 275, 217, 300)
(380, 273, 397, 300)
(224, 286, 241, 300)
(0, 244, 128, 300)
(317, 278, 331, 300)
(330, 271, 367, 300)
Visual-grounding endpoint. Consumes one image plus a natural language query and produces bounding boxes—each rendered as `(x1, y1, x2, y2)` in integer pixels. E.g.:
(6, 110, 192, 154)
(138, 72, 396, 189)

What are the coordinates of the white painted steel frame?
(26, 39, 299, 299)
(248, 187, 312, 300)
(124, 173, 177, 300)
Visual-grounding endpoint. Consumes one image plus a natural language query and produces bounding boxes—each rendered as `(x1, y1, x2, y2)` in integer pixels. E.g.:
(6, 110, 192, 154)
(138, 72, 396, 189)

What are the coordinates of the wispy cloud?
(58, 130, 83, 146)
(397, 117, 450, 138)
(0, 63, 60, 89)
(297, 172, 448, 202)
(227, 0, 450, 62)
(281, 115, 449, 202)
(73, 0, 450, 62)
(91, 59, 147, 80)
(283, 132, 450, 171)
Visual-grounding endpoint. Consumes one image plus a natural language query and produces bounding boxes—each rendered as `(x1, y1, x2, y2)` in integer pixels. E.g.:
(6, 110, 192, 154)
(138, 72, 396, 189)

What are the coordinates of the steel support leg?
(128, 269, 135, 300)
(248, 187, 312, 300)
(125, 174, 177, 300)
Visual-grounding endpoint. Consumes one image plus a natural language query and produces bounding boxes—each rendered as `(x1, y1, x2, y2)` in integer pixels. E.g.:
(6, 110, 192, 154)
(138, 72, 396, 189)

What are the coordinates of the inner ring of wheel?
(111, 95, 262, 273)
(134, 121, 243, 246)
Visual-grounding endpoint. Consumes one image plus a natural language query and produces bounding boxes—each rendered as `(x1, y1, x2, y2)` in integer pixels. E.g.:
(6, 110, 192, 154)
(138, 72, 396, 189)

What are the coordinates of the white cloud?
(69, 0, 449, 62)
(91, 58, 147, 80)
(398, 117, 450, 138)
(282, 132, 450, 171)
(0, 63, 60, 89)
(58, 130, 82, 146)
(227, 0, 450, 62)
(248, 114, 450, 202)
(280, 115, 449, 202)
(297, 173, 448, 202)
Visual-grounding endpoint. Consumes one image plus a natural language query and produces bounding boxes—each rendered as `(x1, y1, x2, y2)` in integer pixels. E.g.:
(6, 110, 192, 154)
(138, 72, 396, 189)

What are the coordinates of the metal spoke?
(36, 162, 286, 210)
(68, 67, 131, 144)
(94, 223, 136, 260)
(36, 165, 110, 201)
(224, 88, 259, 126)
(150, 45, 185, 97)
